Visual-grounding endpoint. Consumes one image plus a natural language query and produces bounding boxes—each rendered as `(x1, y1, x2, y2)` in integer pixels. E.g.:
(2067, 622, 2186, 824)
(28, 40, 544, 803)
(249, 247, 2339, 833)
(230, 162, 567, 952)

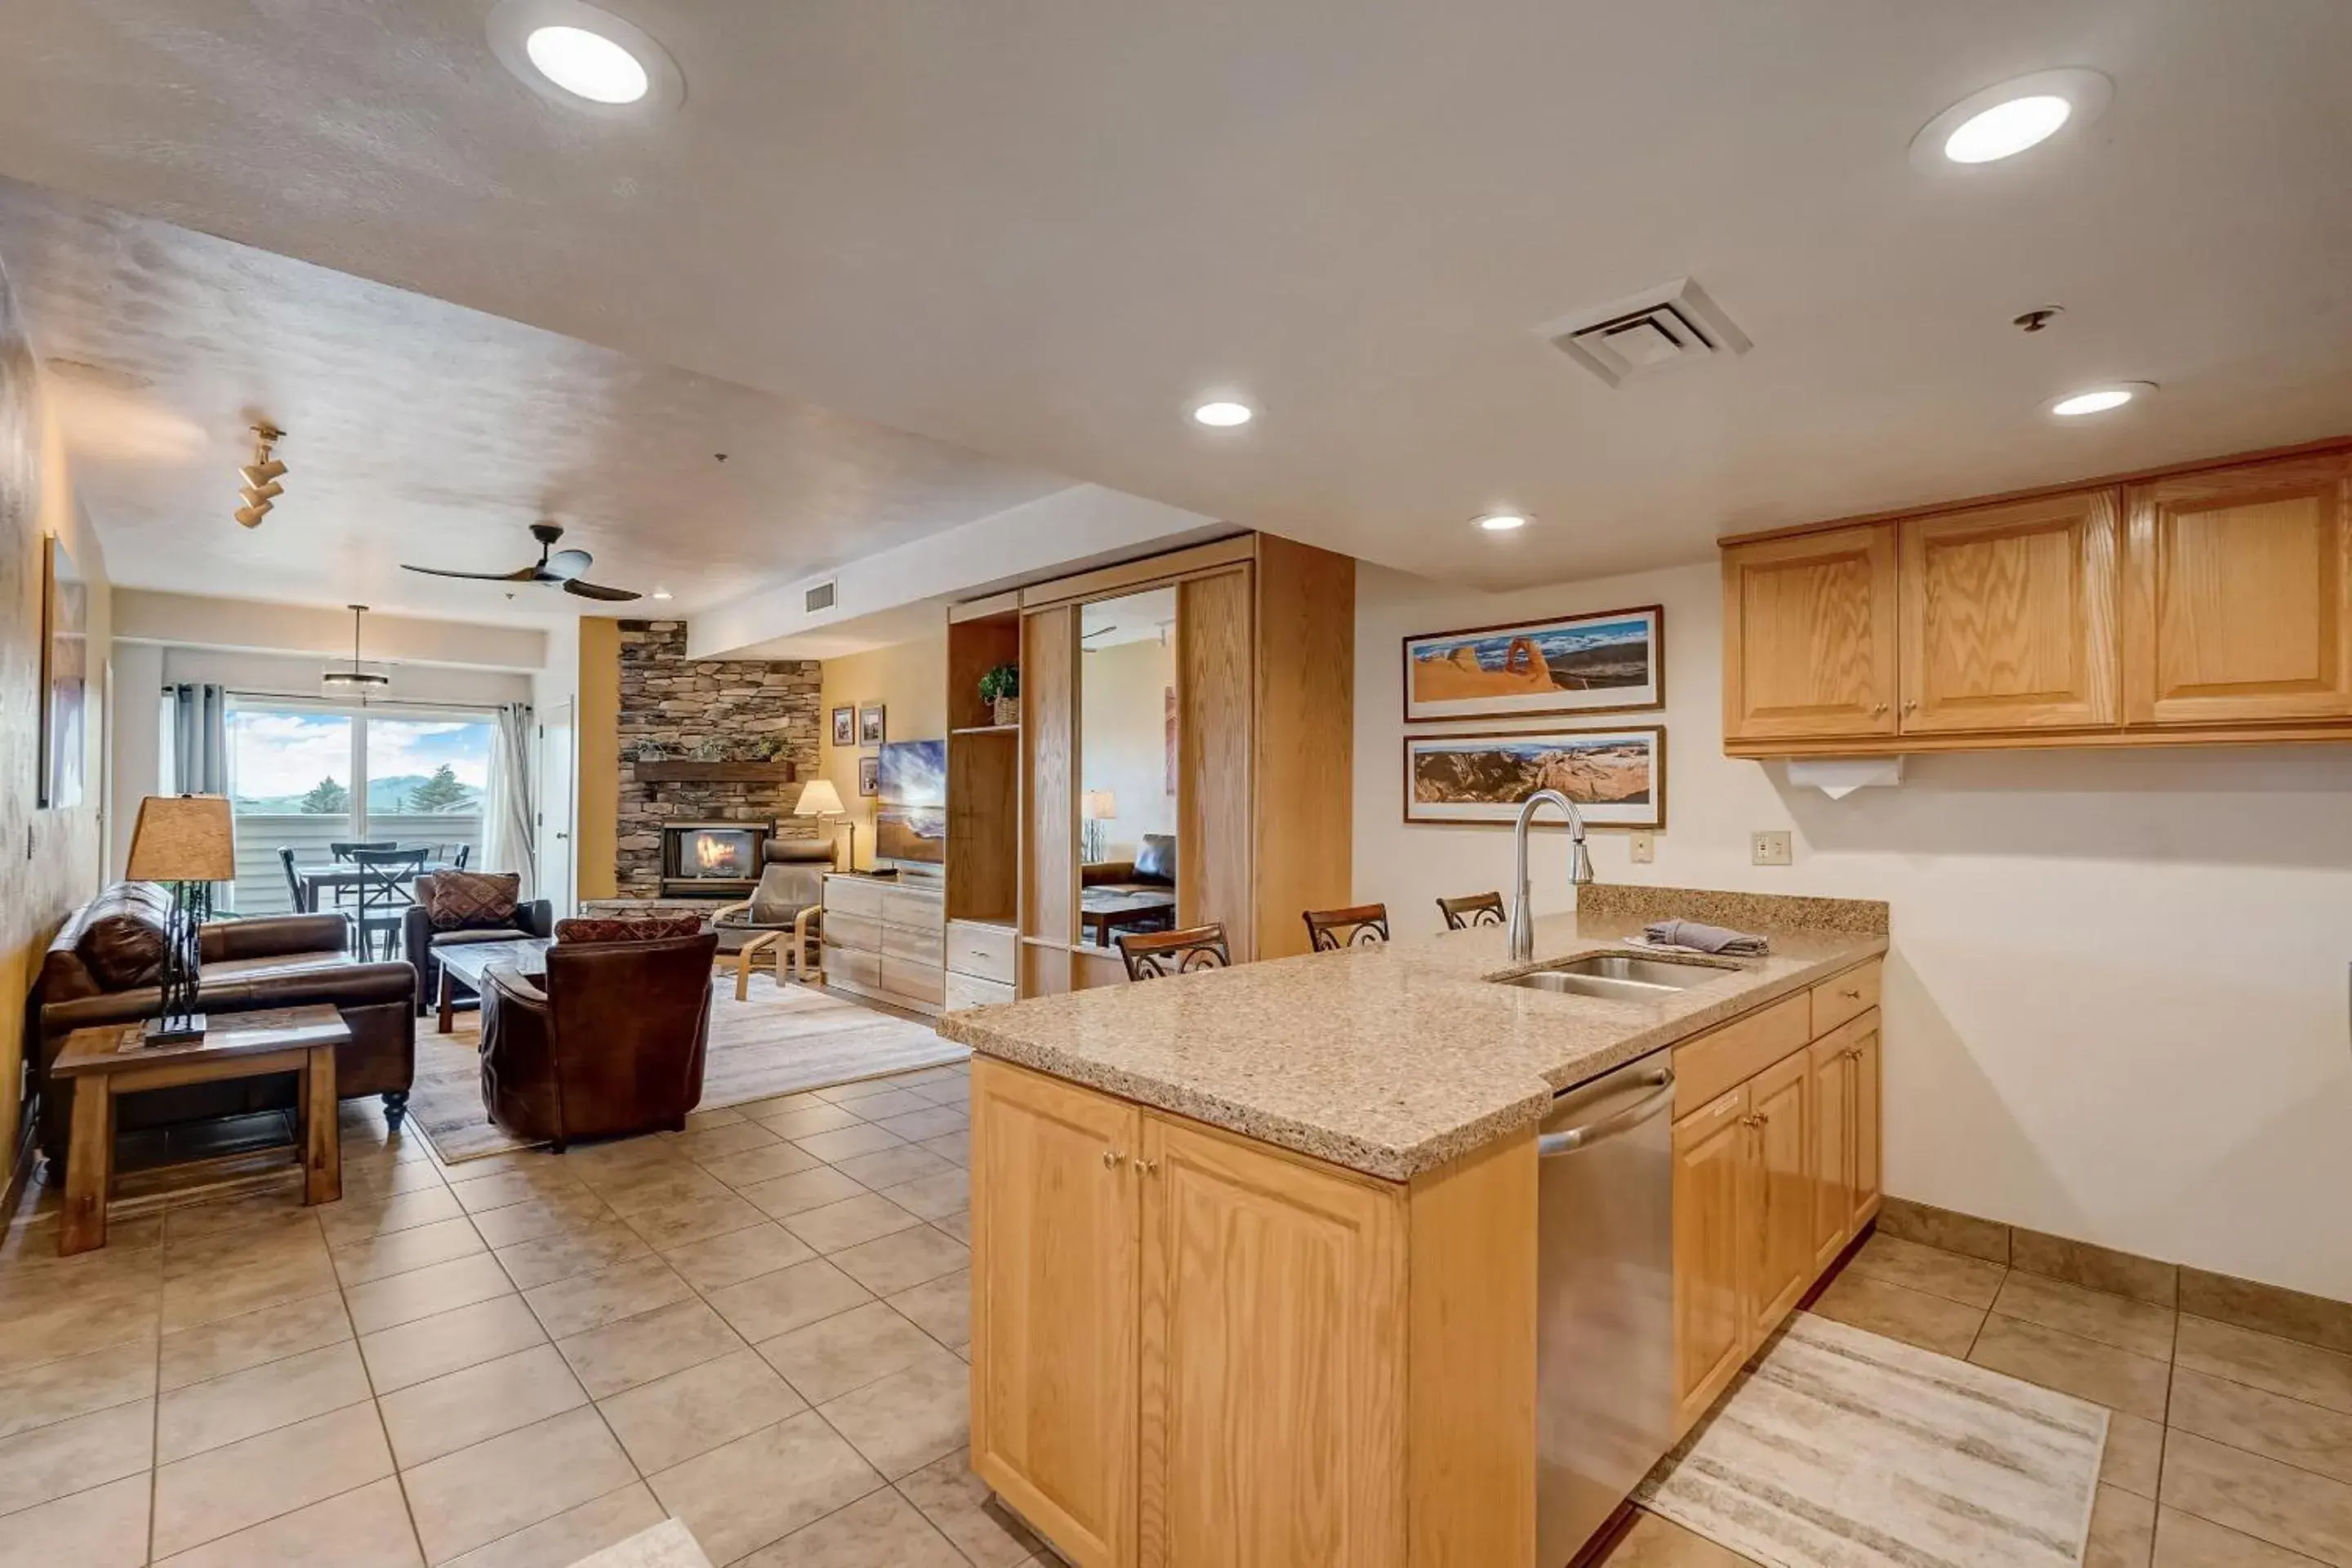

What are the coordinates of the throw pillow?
(555, 914, 707, 945)
(77, 884, 173, 989)
(425, 871, 521, 932)
(1134, 833, 1177, 884)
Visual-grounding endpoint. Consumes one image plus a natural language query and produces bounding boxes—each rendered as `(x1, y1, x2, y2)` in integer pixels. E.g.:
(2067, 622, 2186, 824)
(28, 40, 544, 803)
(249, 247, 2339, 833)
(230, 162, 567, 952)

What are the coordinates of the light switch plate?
(1751, 830, 1793, 867)
(1629, 831, 1655, 864)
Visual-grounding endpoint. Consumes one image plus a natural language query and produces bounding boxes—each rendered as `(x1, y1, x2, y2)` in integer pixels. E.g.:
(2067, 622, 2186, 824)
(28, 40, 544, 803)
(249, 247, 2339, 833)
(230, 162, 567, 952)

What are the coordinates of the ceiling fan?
(400, 523, 641, 601)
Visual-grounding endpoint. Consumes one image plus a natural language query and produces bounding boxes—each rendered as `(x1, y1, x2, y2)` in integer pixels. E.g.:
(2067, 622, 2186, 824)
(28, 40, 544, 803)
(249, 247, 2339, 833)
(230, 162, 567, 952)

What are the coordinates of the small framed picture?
(858, 755, 880, 797)
(831, 706, 855, 746)
(858, 704, 886, 746)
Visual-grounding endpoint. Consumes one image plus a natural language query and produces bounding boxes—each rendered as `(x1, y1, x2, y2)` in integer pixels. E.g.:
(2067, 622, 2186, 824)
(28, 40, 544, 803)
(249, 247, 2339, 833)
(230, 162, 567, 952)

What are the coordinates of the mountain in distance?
(233, 773, 483, 814)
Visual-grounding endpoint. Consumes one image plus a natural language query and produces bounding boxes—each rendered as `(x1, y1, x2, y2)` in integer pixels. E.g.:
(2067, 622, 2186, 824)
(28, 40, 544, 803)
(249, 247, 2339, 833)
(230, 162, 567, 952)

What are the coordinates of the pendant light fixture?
(235, 423, 286, 528)
(322, 604, 392, 697)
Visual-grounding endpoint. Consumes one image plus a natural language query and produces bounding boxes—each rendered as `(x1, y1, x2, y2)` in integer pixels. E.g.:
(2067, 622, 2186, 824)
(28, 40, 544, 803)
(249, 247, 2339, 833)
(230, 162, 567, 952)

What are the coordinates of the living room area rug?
(409, 971, 969, 1163)
(1633, 1312, 2108, 1567)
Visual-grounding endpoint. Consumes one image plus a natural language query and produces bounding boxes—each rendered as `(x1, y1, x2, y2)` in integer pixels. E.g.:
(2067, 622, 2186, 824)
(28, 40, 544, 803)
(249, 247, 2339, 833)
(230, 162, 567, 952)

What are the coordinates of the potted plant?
(979, 662, 1021, 726)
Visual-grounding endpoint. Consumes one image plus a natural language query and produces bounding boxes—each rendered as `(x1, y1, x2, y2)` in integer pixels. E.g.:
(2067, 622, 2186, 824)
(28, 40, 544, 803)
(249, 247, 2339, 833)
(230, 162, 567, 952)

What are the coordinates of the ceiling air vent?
(804, 579, 837, 614)
(1535, 276, 1751, 388)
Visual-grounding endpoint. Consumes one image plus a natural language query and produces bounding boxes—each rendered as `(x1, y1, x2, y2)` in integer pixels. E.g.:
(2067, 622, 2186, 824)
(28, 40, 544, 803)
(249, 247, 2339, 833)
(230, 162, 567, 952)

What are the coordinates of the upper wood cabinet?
(2123, 452, 2352, 726)
(1898, 490, 2119, 733)
(1722, 525, 1898, 744)
(1722, 442, 2352, 755)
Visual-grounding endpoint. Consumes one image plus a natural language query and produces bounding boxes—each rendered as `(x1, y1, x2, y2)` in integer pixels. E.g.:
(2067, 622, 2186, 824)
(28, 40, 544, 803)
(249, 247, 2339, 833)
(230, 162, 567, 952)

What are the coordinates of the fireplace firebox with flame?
(659, 822, 769, 897)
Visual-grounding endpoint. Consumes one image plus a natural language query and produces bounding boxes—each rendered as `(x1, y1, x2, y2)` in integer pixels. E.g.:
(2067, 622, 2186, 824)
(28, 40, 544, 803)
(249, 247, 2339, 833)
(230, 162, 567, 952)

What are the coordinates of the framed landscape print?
(1401, 604, 1661, 722)
(832, 706, 856, 746)
(1402, 726, 1664, 829)
(858, 703, 886, 746)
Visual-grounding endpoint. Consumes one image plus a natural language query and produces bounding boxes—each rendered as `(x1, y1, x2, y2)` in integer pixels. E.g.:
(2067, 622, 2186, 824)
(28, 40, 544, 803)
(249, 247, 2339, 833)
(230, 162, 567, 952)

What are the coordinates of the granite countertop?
(936, 887, 1889, 1182)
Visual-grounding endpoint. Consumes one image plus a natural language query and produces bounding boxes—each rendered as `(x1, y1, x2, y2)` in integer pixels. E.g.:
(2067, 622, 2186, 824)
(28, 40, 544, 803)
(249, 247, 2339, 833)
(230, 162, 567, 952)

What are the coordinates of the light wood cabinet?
(1899, 490, 2119, 733)
(1722, 443, 2352, 755)
(971, 1058, 1530, 1568)
(822, 875, 944, 1016)
(1722, 524, 1899, 744)
(970, 1060, 1141, 1566)
(1138, 1117, 1406, 1568)
(1670, 964, 1884, 1439)
(2123, 452, 2352, 726)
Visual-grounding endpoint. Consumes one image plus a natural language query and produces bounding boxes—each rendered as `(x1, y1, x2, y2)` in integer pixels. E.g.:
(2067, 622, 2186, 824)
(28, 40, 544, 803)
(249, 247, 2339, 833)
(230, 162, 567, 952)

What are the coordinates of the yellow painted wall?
(2, 262, 113, 1171)
(575, 617, 621, 900)
(817, 629, 947, 871)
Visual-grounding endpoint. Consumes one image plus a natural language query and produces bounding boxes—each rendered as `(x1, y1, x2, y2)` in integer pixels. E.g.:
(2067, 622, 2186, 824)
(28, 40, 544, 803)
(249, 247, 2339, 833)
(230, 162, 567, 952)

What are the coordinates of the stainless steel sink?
(1496, 952, 1731, 1001)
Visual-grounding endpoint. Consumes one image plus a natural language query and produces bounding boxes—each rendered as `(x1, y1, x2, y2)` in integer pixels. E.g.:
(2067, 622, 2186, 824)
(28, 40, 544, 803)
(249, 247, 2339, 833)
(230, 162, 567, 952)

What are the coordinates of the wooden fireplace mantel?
(634, 760, 799, 784)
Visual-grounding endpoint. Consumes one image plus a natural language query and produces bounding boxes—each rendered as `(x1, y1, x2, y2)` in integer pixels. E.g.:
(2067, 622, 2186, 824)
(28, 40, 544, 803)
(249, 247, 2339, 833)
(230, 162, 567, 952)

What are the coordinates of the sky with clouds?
(229, 709, 492, 799)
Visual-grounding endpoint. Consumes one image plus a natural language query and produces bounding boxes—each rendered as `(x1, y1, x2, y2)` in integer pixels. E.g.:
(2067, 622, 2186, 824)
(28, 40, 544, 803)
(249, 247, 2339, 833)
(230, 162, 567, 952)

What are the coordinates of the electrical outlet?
(1751, 830, 1793, 867)
(1628, 830, 1655, 864)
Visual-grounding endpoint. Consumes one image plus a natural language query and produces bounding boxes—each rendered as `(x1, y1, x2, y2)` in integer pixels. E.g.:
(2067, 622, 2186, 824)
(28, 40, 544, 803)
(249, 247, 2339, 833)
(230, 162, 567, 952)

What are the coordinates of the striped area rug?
(410, 971, 966, 1163)
(1635, 1312, 2106, 1567)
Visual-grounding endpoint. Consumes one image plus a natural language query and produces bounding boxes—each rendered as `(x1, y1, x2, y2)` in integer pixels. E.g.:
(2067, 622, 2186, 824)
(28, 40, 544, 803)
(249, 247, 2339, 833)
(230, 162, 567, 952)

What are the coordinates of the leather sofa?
(32, 883, 419, 1175)
(402, 874, 556, 1018)
(478, 927, 718, 1152)
(1080, 831, 1178, 896)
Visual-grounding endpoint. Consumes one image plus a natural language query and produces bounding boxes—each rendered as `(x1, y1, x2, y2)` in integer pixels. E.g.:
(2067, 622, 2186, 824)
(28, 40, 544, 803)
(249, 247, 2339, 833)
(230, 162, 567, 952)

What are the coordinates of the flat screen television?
(875, 739, 947, 866)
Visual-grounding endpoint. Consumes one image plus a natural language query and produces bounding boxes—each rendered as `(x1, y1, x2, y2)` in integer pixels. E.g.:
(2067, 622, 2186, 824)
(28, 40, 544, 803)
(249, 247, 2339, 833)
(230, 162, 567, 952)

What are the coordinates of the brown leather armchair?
(402, 874, 556, 1018)
(476, 929, 718, 1151)
(33, 884, 418, 1175)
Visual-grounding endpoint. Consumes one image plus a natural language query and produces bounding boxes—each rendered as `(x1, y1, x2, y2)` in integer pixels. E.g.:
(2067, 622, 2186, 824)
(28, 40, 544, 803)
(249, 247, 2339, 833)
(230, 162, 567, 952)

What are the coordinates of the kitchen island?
(938, 885, 1888, 1568)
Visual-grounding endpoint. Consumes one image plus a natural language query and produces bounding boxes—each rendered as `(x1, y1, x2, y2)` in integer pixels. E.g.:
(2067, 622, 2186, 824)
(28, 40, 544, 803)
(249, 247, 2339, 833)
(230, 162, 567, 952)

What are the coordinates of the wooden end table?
(50, 1004, 350, 1255)
(431, 938, 553, 1033)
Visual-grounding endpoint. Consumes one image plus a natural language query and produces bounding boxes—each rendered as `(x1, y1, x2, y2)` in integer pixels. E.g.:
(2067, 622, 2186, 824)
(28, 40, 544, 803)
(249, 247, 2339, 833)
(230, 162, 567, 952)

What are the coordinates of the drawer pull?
(1839, 987, 1862, 1000)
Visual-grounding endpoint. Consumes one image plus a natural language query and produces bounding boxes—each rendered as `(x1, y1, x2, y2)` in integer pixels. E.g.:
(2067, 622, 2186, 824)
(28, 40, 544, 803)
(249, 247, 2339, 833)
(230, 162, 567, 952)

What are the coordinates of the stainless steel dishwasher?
(1536, 1049, 1678, 1566)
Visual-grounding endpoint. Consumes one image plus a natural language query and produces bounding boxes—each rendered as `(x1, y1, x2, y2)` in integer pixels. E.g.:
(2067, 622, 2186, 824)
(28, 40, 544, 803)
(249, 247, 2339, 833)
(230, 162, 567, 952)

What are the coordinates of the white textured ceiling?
(0, 180, 1068, 621)
(1, 1, 2349, 592)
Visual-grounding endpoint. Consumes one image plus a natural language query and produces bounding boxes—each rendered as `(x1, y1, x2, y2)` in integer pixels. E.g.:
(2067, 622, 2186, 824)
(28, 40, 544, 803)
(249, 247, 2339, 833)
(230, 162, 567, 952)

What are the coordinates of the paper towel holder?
(1787, 757, 1905, 800)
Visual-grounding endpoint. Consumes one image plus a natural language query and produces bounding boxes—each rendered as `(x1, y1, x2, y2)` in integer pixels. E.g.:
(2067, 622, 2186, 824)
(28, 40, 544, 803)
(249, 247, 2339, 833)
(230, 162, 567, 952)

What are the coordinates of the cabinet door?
(1671, 1087, 1749, 1436)
(1722, 524, 1899, 742)
(2124, 454, 2352, 725)
(1138, 1116, 1405, 1568)
(1177, 567, 1257, 960)
(1807, 1032, 1855, 1272)
(1848, 1013, 1882, 1233)
(1744, 1049, 1814, 1337)
(1899, 490, 2120, 733)
(970, 1059, 1141, 1568)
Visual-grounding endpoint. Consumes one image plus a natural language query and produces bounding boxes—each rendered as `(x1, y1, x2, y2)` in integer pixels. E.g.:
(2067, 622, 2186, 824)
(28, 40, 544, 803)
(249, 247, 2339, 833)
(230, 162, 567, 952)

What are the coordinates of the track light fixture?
(235, 423, 285, 528)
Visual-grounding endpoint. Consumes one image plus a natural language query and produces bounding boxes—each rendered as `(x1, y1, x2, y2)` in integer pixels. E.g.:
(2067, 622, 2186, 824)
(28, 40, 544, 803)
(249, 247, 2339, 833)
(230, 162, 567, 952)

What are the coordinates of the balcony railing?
(229, 813, 485, 918)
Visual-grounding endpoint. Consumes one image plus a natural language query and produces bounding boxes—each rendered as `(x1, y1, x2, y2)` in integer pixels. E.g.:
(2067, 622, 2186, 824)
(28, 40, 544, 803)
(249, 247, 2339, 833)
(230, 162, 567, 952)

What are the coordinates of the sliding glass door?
(223, 700, 496, 915)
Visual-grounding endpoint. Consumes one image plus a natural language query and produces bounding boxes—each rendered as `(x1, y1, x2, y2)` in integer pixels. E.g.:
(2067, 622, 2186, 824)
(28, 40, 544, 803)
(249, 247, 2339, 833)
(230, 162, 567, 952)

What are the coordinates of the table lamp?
(794, 777, 849, 869)
(124, 795, 236, 1044)
(1080, 789, 1117, 865)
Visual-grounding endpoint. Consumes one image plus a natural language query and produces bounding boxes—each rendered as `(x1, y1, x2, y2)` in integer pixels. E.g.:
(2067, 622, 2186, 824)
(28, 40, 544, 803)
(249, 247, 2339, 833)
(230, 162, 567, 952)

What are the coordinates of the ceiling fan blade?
(562, 579, 642, 602)
(540, 549, 593, 582)
(402, 564, 541, 581)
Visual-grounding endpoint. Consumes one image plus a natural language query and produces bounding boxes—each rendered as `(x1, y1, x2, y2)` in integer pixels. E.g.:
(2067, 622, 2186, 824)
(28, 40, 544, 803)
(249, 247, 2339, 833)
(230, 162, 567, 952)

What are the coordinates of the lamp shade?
(125, 795, 236, 881)
(795, 778, 846, 817)
(1082, 789, 1118, 821)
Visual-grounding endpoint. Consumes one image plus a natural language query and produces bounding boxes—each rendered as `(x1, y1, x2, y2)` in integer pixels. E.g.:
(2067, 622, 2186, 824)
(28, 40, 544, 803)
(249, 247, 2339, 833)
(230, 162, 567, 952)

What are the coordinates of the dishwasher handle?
(1537, 1071, 1675, 1158)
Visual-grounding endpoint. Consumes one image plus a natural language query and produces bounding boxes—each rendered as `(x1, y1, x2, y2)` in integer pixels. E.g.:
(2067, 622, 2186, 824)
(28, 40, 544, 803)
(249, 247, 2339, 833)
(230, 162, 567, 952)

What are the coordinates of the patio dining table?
(289, 857, 457, 914)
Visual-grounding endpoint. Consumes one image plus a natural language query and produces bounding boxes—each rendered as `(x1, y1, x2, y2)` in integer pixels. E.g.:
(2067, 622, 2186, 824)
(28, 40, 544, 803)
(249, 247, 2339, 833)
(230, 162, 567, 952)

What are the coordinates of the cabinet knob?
(1902, 699, 1918, 714)
(1102, 1148, 1126, 1169)
(1870, 702, 1889, 715)
(1138, 1157, 1160, 1178)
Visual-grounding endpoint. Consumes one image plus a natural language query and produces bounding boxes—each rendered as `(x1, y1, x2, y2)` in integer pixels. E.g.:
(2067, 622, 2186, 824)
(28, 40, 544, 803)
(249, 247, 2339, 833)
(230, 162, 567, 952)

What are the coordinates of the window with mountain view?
(224, 702, 495, 915)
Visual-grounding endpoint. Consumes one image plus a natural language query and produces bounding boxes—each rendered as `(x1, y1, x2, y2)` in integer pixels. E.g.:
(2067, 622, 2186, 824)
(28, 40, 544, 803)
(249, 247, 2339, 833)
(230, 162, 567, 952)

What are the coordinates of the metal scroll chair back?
(1437, 891, 1508, 931)
(1117, 922, 1232, 981)
(350, 846, 428, 960)
(1302, 902, 1390, 951)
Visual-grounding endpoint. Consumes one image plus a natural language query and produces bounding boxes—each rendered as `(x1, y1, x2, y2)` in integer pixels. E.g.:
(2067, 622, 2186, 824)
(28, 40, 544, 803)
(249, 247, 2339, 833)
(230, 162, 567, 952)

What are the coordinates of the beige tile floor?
(1605, 1228, 2352, 1566)
(7, 1065, 2350, 1568)
(0, 1058, 1052, 1568)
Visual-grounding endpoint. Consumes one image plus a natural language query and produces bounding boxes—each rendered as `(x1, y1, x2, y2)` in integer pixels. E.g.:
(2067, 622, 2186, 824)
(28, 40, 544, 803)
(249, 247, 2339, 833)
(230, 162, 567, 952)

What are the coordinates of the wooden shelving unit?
(947, 599, 1022, 929)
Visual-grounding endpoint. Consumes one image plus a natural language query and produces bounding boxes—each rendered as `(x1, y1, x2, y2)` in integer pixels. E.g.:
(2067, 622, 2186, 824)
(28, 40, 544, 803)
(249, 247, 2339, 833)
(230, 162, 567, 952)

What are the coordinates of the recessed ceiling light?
(488, 0, 682, 114)
(1476, 512, 1529, 532)
(525, 24, 648, 104)
(1910, 69, 2112, 172)
(651, 586, 674, 600)
(2048, 381, 2155, 418)
(1192, 400, 1253, 428)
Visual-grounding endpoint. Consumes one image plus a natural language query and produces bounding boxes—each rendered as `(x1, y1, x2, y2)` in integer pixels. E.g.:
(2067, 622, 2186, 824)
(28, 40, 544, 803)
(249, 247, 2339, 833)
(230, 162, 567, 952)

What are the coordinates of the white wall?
(1355, 560, 2352, 1302)
(1080, 638, 1178, 861)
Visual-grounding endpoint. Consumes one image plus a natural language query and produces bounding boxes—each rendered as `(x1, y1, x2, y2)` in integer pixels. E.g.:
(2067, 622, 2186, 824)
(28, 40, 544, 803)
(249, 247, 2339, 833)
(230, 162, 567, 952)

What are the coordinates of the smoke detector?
(1535, 277, 1751, 387)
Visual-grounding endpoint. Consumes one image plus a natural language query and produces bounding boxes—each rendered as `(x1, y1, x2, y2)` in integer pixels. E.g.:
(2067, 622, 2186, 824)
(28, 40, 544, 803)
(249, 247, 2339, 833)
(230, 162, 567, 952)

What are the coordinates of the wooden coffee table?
(432, 938, 553, 1033)
(51, 1004, 350, 1254)
(1079, 889, 1178, 947)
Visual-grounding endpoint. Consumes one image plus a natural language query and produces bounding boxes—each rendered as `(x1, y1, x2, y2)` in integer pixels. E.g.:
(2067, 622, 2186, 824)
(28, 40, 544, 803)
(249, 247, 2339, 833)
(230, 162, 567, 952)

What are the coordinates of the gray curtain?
(165, 683, 229, 795)
(483, 701, 537, 898)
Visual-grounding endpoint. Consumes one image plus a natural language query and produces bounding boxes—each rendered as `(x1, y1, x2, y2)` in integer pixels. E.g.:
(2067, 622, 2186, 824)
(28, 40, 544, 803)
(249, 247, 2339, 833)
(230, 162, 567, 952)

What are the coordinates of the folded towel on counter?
(1643, 919, 1769, 956)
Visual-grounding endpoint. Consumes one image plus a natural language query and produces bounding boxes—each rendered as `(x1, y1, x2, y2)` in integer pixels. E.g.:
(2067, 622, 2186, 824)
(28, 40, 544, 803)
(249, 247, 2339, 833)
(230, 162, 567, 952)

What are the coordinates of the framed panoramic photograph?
(831, 706, 856, 746)
(857, 703, 886, 746)
(1401, 604, 1662, 723)
(1402, 725, 1664, 830)
(858, 755, 880, 797)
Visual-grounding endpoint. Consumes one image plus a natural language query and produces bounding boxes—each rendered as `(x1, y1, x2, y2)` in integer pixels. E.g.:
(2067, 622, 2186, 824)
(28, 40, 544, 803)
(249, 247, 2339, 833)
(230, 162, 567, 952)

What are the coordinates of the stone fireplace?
(660, 821, 769, 898)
